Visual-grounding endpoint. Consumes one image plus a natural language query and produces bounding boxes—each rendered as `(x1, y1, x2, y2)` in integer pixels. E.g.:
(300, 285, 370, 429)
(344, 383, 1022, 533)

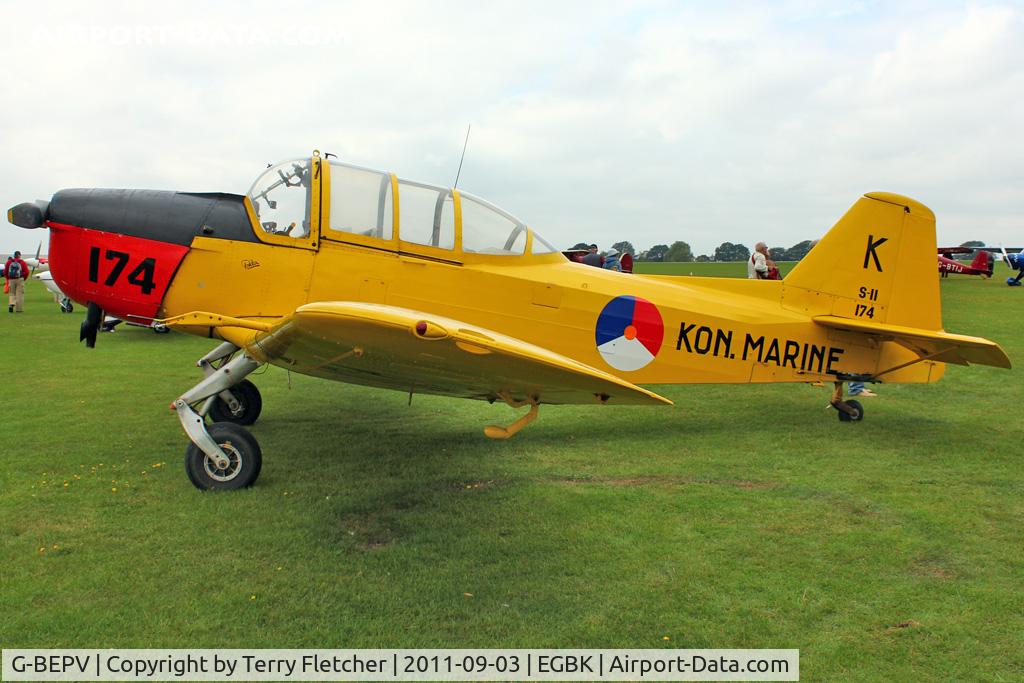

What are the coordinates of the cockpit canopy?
(247, 157, 559, 257)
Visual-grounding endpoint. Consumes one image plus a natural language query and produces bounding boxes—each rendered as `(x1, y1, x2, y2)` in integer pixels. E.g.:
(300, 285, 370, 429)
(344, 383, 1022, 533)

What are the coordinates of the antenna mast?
(454, 124, 471, 189)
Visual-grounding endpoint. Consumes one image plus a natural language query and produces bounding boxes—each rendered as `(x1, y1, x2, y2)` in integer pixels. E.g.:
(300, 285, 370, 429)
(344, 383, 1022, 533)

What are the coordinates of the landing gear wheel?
(837, 399, 864, 422)
(208, 380, 262, 425)
(185, 422, 262, 490)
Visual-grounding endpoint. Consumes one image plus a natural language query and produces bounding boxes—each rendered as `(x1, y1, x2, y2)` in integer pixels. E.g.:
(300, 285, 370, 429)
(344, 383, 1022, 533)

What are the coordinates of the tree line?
(570, 240, 817, 262)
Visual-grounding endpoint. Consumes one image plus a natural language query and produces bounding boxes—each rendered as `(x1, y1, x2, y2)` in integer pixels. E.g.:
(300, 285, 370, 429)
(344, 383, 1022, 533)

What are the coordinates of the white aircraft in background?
(32, 270, 168, 332)
(20, 244, 49, 273)
(33, 270, 73, 312)
(25, 256, 48, 272)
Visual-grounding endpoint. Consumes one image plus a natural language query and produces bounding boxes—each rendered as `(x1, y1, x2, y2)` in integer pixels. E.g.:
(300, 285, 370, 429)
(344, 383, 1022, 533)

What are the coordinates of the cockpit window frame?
(457, 190, 532, 257)
(244, 156, 320, 251)
(397, 178, 459, 260)
(319, 160, 400, 252)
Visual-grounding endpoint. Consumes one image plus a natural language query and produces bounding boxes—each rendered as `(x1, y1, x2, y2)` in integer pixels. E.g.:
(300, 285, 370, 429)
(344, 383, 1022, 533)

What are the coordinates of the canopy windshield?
(458, 192, 525, 255)
(455, 191, 557, 256)
(247, 159, 312, 238)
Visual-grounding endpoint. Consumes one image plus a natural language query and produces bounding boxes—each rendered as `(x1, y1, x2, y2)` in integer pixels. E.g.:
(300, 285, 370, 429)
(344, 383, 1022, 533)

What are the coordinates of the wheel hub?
(204, 441, 243, 481)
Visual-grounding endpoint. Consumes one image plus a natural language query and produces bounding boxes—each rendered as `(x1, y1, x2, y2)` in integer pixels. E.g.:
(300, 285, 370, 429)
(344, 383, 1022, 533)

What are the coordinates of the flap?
(246, 302, 673, 406)
(814, 315, 1011, 368)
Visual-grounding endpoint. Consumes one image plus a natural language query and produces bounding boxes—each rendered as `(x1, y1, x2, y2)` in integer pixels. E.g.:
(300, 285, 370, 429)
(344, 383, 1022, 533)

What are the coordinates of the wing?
(241, 302, 672, 406)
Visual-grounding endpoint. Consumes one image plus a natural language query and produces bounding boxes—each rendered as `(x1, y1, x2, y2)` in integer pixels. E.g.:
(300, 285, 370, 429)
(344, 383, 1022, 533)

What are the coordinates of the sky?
(1, 0, 1022, 256)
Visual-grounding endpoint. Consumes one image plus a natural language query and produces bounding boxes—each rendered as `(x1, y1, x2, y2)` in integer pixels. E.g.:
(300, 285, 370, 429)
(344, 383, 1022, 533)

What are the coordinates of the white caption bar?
(3, 649, 797, 681)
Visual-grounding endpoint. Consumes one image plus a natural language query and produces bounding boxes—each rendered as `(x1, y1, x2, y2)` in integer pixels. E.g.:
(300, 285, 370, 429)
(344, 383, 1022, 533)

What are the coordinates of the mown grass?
(634, 260, 794, 278)
(1, 269, 1021, 681)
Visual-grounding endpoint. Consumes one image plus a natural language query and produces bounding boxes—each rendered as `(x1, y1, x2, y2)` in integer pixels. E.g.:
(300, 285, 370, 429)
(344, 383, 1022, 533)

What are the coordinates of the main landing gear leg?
(830, 381, 864, 423)
(197, 342, 263, 425)
(173, 347, 264, 490)
(484, 393, 540, 440)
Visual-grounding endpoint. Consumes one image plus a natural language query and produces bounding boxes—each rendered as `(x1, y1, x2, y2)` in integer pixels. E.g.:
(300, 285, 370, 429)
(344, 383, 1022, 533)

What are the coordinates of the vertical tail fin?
(970, 250, 994, 277)
(783, 192, 941, 331)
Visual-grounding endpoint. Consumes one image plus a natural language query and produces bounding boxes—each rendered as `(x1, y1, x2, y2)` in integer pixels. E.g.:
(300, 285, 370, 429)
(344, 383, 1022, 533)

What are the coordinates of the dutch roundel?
(595, 296, 665, 371)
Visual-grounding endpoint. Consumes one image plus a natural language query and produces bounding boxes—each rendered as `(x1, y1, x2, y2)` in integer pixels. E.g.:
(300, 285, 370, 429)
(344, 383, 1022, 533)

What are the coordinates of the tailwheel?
(837, 399, 864, 422)
(829, 381, 864, 423)
(208, 379, 263, 426)
(185, 422, 262, 490)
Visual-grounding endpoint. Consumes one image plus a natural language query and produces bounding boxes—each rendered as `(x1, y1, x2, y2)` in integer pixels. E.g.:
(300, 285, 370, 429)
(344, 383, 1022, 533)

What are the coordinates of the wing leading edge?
(243, 302, 672, 406)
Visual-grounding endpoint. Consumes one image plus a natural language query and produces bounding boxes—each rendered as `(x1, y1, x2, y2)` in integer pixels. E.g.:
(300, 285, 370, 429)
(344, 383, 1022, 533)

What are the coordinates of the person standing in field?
(603, 248, 622, 272)
(748, 242, 770, 279)
(848, 381, 877, 398)
(748, 242, 781, 280)
(582, 243, 603, 267)
(5, 250, 29, 313)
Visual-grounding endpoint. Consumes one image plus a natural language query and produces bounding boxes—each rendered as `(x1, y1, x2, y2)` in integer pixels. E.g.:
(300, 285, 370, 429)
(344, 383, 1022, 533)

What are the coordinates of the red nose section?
(48, 222, 188, 321)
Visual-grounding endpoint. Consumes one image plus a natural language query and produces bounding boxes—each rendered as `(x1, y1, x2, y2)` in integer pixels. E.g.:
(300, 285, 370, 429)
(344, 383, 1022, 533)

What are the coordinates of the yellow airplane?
(7, 151, 1011, 490)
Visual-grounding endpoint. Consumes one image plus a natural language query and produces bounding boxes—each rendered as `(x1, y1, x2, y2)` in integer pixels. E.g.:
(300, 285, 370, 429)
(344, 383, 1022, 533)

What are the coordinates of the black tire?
(208, 379, 262, 425)
(185, 422, 262, 490)
(837, 399, 864, 422)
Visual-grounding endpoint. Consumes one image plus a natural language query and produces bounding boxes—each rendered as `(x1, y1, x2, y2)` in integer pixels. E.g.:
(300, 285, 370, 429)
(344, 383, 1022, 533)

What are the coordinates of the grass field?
(634, 261, 798, 277)
(1, 267, 1021, 681)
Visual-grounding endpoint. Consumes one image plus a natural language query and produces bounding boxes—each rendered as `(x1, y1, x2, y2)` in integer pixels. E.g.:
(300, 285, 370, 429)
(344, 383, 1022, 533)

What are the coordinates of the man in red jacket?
(5, 250, 29, 313)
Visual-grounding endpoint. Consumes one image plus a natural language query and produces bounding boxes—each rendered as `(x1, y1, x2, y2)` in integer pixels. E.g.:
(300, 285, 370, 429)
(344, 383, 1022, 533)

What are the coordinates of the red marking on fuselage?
(47, 221, 188, 320)
(631, 298, 664, 357)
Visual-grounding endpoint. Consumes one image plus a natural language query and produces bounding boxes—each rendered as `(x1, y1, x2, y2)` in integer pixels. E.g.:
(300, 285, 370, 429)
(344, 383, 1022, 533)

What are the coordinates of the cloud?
(1, 1, 1021, 255)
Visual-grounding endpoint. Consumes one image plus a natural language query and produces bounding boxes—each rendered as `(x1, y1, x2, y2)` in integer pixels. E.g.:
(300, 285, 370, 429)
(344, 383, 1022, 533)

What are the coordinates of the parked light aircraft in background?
(937, 247, 993, 278)
(996, 247, 1024, 286)
(32, 270, 73, 312)
(7, 151, 1011, 490)
(25, 255, 48, 273)
(957, 246, 1024, 285)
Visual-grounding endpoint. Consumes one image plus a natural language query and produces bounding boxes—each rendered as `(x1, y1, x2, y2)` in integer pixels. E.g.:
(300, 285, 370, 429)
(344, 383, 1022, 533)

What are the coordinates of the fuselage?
(162, 237, 864, 386)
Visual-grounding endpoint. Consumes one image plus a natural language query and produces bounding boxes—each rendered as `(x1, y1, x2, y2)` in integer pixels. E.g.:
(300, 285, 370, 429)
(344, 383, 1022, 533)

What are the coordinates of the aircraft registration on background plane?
(7, 151, 1011, 490)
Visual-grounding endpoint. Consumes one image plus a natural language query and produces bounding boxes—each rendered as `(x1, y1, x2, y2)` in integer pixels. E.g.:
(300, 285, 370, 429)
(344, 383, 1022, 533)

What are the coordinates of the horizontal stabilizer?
(814, 315, 1010, 369)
